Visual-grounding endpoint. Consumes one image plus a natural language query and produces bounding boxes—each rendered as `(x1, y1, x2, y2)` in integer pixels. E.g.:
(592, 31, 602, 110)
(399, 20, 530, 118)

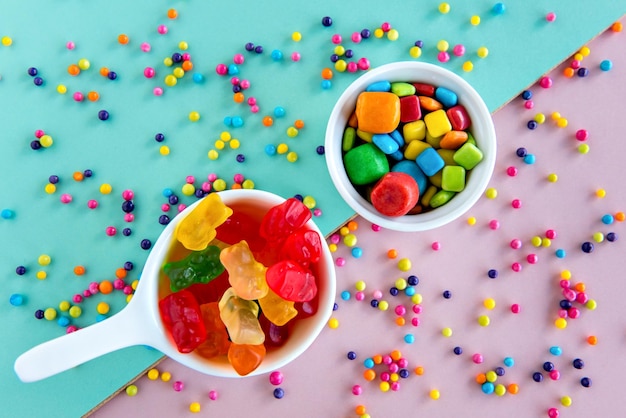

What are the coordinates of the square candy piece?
(356, 92, 401, 134)
(416, 147, 445, 177)
(453, 142, 483, 170)
(399, 95, 421, 123)
(442, 165, 466, 192)
(424, 109, 452, 138)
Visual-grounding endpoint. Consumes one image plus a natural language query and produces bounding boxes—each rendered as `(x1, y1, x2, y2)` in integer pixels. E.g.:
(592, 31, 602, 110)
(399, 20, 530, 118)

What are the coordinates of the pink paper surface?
(91, 22, 626, 418)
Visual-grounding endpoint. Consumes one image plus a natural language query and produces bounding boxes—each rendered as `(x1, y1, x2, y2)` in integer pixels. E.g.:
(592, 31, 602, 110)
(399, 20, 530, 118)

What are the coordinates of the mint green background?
(0, 1, 624, 417)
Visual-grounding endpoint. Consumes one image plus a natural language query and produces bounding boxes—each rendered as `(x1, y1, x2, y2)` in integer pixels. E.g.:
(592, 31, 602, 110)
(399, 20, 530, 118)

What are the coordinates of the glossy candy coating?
(163, 245, 225, 292)
(258, 288, 298, 326)
(218, 287, 265, 345)
(266, 260, 318, 302)
(195, 302, 230, 359)
(259, 198, 311, 244)
(227, 343, 266, 376)
(220, 240, 269, 300)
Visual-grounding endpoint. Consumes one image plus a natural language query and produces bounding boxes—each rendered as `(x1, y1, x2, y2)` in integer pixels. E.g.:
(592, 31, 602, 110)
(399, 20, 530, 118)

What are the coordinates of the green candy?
(441, 165, 466, 192)
(163, 245, 225, 292)
(453, 142, 483, 170)
(429, 190, 456, 208)
(342, 126, 357, 152)
(343, 143, 390, 185)
(390, 82, 416, 97)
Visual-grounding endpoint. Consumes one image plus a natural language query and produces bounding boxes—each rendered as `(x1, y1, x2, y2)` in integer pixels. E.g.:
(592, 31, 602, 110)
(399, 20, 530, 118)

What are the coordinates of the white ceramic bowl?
(15, 189, 336, 381)
(325, 61, 496, 231)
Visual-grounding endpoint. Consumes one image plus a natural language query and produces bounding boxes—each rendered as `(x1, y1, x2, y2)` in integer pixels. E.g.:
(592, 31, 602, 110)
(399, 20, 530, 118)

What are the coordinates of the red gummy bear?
(216, 210, 267, 253)
(259, 198, 311, 244)
(281, 229, 322, 266)
(159, 289, 207, 354)
(265, 260, 317, 302)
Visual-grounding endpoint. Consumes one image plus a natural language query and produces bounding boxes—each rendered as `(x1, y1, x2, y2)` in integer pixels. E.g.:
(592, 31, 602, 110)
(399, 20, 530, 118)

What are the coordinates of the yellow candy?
(160, 145, 170, 156)
(441, 327, 452, 337)
(404, 139, 431, 160)
(555, 317, 568, 329)
(424, 109, 452, 138)
(483, 298, 496, 310)
(477, 46, 489, 58)
(387, 29, 399, 41)
(485, 187, 498, 199)
(328, 317, 339, 329)
(462, 61, 474, 72)
(477, 315, 490, 326)
(175, 193, 233, 251)
(259, 288, 297, 326)
(409, 46, 422, 58)
(397, 258, 412, 271)
(403, 120, 426, 141)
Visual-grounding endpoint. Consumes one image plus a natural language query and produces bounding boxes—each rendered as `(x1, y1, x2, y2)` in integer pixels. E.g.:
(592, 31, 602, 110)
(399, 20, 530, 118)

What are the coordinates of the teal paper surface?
(0, 1, 624, 417)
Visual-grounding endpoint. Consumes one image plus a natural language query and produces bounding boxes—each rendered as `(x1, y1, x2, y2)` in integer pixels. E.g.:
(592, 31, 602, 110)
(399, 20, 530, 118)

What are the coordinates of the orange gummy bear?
(228, 343, 266, 376)
(355, 92, 401, 134)
(195, 302, 231, 359)
(175, 193, 233, 251)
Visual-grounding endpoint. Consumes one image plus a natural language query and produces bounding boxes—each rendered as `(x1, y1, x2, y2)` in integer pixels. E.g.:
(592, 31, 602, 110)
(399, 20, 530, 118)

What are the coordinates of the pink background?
(91, 22, 626, 418)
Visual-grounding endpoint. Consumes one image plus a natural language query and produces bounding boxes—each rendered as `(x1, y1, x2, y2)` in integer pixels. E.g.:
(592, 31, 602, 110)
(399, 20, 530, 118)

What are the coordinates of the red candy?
(281, 228, 322, 266)
(260, 198, 312, 244)
(446, 104, 472, 131)
(370, 172, 419, 217)
(266, 260, 318, 302)
(412, 82, 436, 97)
(399, 95, 421, 123)
(195, 302, 230, 359)
(159, 289, 207, 353)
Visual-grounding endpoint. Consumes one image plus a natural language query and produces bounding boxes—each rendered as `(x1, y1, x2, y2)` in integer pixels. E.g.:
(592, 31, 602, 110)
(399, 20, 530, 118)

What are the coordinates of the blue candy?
(415, 147, 445, 176)
(392, 160, 427, 194)
(373, 134, 399, 154)
(435, 86, 458, 108)
(389, 129, 405, 147)
(366, 80, 392, 92)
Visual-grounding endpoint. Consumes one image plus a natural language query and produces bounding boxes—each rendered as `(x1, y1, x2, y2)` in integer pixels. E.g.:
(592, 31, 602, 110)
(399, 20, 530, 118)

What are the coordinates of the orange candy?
(68, 64, 80, 76)
(475, 373, 487, 384)
(262, 116, 274, 127)
(395, 317, 405, 326)
(294, 119, 305, 129)
(507, 383, 519, 394)
(321, 67, 333, 80)
(73, 265, 86, 276)
(355, 405, 367, 415)
(418, 96, 444, 111)
(167, 8, 178, 19)
(347, 111, 358, 128)
(87, 91, 100, 101)
(363, 369, 376, 381)
(355, 92, 401, 134)
(73, 171, 84, 181)
(387, 249, 398, 259)
(587, 335, 598, 345)
(99, 280, 113, 294)
(563, 67, 575, 78)
(118, 34, 129, 45)
(195, 302, 230, 359)
(181, 60, 193, 72)
(227, 343, 266, 376)
(440, 130, 469, 149)
(115, 268, 127, 279)
(615, 211, 625, 222)
(233, 92, 245, 103)
(612, 21, 623, 32)
(100, 67, 110, 77)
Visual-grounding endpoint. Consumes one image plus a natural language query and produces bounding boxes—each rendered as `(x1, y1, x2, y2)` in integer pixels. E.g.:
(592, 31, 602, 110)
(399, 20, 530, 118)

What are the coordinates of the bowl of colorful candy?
(14, 189, 336, 381)
(325, 61, 496, 231)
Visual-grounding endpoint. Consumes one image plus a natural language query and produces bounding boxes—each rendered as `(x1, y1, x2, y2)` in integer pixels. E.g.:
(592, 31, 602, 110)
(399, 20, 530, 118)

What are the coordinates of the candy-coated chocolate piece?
(402, 120, 426, 141)
(281, 228, 322, 266)
(163, 245, 225, 292)
(441, 165, 466, 192)
(453, 142, 483, 169)
(373, 133, 400, 154)
(416, 147, 445, 176)
(440, 130, 469, 150)
(446, 104, 472, 131)
(390, 82, 416, 97)
(370, 172, 419, 217)
(266, 260, 318, 302)
(435, 86, 458, 108)
(227, 342, 266, 376)
(412, 82, 436, 96)
(218, 287, 265, 345)
(176, 193, 233, 251)
(424, 109, 452, 138)
(392, 160, 427, 194)
(343, 143, 390, 185)
(355, 92, 401, 134)
(258, 288, 298, 326)
(260, 198, 311, 244)
(195, 302, 230, 359)
(220, 240, 269, 300)
(399, 95, 421, 123)
(159, 289, 207, 353)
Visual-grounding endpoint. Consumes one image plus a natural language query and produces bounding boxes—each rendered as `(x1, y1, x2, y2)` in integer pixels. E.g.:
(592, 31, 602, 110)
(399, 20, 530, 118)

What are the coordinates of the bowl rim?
(325, 61, 496, 232)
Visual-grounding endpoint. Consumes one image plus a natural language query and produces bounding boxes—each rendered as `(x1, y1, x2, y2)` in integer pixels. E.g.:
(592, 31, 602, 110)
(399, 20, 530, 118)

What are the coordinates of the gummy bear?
(194, 302, 231, 359)
(159, 289, 207, 353)
(220, 240, 269, 300)
(258, 288, 297, 326)
(175, 193, 233, 251)
(163, 245, 225, 292)
(259, 315, 290, 347)
(259, 198, 311, 244)
(217, 210, 267, 253)
(265, 260, 317, 302)
(227, 342, 266, 376)
(218, 287, 265, 345)
(281, 228, 322, 266)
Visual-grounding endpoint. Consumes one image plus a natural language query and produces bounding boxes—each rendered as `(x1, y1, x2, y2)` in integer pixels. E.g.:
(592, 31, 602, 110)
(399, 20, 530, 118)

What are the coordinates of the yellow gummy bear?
(258, 288, 297, 326)
(220, 240, 269, 301)
(175, 193, 233, 251)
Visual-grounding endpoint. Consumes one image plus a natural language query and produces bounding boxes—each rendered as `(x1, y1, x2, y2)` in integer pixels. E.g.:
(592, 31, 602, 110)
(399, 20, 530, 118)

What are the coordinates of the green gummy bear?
(164, 245, 225, 292)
